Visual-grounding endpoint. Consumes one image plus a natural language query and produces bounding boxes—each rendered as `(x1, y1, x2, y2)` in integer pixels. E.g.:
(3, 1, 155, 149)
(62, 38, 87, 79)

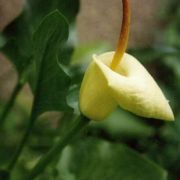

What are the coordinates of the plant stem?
(28, 115, 90, 179)
(111, 0, 130, 70)
(7, 60, 42, 171)
(0, 82, 23, 126)
(7, 107, 37, 171)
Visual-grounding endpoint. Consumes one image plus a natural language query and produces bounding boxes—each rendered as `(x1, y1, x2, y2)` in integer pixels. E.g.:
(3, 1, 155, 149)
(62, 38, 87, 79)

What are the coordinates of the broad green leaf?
(90, 108, 155, 139)
(55, 0, 80, 23)
(56, 138, 167, 180)
(28, 0, 80, 25)
(59, 46, 74, 65)
(31, 10, 71, 117)
(1, 0, 80, 82)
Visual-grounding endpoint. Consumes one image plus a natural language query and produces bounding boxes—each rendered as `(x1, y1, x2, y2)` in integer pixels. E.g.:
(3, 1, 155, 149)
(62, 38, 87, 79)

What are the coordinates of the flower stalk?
(0, 82, 23, 127)
(111, 0, 130, 70)
(27, 115, 90, 179)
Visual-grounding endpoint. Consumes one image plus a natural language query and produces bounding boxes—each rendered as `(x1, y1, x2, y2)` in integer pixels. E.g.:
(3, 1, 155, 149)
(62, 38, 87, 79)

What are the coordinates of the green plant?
(0, 0, 179, 179)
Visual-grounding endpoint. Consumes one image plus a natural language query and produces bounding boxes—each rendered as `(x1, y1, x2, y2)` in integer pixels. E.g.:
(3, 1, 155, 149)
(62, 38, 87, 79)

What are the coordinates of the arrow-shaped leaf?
(31, 10, 71, 117)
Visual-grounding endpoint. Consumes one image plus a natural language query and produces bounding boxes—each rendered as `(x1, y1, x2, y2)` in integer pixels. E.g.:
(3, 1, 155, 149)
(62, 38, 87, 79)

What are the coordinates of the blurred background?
(0, 0, 177, 99)
(0, 0, 180, 179)
(77, 0, 162, 48)
(0, 0, 177, 98)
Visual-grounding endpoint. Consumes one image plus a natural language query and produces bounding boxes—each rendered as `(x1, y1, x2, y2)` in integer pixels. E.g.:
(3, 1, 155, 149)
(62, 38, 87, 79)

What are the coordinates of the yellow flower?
(79, 0, 174, 121)
(80, 52, 174, 121)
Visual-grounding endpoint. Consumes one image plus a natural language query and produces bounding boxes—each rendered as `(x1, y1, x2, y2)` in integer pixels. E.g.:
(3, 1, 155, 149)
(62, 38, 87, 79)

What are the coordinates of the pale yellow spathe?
(80, 52, 174, 121)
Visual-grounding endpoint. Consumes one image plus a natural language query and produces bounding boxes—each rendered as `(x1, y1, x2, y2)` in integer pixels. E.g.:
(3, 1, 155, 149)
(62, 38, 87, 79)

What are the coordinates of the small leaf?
(67, 85, 80, 114)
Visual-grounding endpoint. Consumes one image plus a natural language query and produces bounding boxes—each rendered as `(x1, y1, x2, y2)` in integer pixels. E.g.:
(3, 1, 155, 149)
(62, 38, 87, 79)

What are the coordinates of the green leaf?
(1, 0, 80, 81)
(56, 138, 167, 180)
(31, 10, 71, 117)
(55, 0, 80, 23)
(28, 0, 80, 25)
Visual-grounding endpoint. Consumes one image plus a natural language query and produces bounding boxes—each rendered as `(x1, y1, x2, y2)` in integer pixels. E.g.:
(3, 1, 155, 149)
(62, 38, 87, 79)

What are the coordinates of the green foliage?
(28, 0, 80, 25)
(1, 0, 79, 82)
(90, 108, 155, 139)
(56, 138, 167, 180)
(31, 11, 71, 116)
